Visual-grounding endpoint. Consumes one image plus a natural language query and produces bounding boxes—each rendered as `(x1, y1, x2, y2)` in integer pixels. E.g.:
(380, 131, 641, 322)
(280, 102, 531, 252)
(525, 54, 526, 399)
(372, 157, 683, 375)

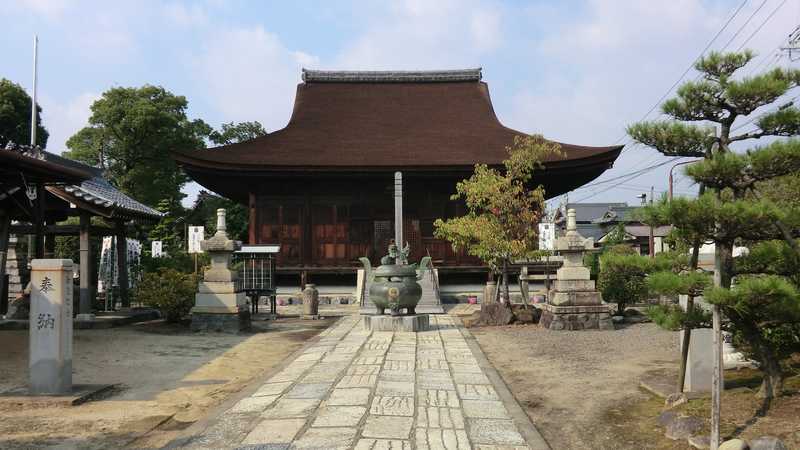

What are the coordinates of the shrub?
(134, 268, 197, 322)
(598, 252, 650, 314)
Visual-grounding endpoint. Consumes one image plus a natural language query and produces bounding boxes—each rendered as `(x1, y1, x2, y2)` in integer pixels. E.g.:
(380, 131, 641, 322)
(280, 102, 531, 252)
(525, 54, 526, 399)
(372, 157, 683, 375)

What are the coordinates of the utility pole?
(28, 35, 39, 261)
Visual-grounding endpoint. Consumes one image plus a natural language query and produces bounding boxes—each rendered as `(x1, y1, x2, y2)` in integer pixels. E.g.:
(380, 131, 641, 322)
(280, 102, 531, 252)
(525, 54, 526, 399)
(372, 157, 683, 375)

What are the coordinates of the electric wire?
(610, 0, 750, 147)
(736, 0, 790, 52)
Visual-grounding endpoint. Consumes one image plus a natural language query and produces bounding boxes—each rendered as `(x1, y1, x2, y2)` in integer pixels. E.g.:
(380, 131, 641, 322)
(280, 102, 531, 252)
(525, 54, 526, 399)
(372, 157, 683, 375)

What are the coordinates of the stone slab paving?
(178, 315, 548, 450)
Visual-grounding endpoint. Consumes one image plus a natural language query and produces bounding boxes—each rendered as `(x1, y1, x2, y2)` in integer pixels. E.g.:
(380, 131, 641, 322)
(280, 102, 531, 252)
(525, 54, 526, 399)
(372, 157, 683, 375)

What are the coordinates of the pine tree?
(628, 50, 800, 446)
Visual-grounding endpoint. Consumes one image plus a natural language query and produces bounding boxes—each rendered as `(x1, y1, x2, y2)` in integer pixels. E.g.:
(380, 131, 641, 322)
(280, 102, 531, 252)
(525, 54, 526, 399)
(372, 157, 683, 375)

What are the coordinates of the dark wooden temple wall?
(249, 176, 480, 268)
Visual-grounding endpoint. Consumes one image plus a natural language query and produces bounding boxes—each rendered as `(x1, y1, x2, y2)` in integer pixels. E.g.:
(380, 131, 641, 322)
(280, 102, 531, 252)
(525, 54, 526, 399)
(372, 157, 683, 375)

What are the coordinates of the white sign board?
(151, 240, 163, 258)
(538, 222, 555, 251)
(188, 226, 205, 254)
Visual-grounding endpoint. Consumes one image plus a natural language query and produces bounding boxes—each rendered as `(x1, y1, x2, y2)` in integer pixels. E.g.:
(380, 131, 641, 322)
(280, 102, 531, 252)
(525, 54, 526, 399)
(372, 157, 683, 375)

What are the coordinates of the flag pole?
(30, 35, 39, 147)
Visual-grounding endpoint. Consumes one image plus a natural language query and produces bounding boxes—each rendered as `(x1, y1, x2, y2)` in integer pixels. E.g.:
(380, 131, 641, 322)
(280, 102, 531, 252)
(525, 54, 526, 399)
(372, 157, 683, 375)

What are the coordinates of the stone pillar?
(519, 265, 529, 303)
(29, 259, 73, 394)
(483, 281, 497, 304)
(302, 283, 319, 318)
(115, 221, 129, 308)
(681, 328, 713, 392)
(76, 213, 95, 321)
(191, 209, 250, 332)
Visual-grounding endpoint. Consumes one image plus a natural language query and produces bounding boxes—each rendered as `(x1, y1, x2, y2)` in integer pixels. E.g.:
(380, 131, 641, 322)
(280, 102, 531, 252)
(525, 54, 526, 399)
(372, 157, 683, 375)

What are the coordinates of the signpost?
(188, 226, 204, 274)
(29, 259, 73, 394)
(151, 240, 163, 258)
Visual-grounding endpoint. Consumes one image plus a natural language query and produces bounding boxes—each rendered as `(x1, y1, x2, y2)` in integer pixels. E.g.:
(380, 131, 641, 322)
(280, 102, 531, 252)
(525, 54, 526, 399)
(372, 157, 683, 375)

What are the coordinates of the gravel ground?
(471, 322, 680, 450)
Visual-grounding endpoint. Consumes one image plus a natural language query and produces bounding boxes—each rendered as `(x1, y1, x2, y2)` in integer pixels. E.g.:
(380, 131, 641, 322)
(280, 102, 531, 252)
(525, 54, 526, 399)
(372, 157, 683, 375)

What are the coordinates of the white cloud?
(40, 92, 99, 154)
(335, 0, 504, 69)
(509, 0, 800, 204)
(15, 0, 73, 19)
(163, 2, 209, 27)
(194, 26, 318, 131)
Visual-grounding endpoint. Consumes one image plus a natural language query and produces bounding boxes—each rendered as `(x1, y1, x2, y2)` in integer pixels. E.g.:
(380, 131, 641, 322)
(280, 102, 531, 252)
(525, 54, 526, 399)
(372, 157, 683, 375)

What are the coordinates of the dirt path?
(471, 322, 681, 450)
(0, 316, 338, 449)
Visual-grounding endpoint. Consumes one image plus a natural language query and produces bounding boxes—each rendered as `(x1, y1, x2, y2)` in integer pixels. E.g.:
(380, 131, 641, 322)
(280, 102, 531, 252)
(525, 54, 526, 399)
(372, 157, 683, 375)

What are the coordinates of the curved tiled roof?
(43, 152, 163, 221)
(173, 68, 622, 172)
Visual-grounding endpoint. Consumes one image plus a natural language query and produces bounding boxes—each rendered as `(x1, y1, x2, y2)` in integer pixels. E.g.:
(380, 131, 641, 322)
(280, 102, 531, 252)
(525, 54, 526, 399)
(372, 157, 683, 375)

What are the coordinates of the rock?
(656, 410, 678, 427)
(612, 315, 625, 323)
(6, 293, 30, 319)
(476, 303, 515, 326)
(665, 392, 688, 408)
(750, 436, 787, 450)
(689, 434, 710, 449)
(719, 439, 749, 450)
(665, 416, 704, 440)
(511, 305, 541, 324)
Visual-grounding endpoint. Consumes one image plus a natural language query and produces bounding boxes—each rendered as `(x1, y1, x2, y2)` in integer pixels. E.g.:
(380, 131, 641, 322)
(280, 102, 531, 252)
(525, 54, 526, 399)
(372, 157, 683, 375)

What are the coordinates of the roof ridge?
(301, 68, 482, 83)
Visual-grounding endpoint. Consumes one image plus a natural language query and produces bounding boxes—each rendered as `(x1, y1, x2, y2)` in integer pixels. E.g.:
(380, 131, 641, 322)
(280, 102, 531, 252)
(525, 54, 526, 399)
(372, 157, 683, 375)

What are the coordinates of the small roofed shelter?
(1, 146, 163, 316)
(173, 68, 623, 273)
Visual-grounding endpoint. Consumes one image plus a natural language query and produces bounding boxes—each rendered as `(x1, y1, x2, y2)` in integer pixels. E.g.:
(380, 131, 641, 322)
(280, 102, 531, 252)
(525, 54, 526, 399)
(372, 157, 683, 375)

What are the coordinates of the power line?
(731, 94, 799, 132)
(610, 0, 750, 146)
(570, 157, 685, 203)
(736, 0, 790, 52)
(720, 0, 768, 51)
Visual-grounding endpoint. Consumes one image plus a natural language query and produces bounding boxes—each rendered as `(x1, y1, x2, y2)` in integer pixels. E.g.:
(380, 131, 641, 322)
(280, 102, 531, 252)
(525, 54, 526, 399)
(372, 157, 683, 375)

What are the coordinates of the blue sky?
(2, 0, 798, 210)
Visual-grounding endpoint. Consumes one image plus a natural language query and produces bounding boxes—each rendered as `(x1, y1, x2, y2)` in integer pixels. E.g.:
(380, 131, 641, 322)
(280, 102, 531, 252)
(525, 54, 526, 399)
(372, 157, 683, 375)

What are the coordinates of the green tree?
(0, 78, 48, 147)
(597, 245, 649, 315)
(185, 191, 248, 242)
(629, 51, 800, 410)
(435, 135, 560, 303)
(64, 85, 211, 209)
(209, 121, 266, 145)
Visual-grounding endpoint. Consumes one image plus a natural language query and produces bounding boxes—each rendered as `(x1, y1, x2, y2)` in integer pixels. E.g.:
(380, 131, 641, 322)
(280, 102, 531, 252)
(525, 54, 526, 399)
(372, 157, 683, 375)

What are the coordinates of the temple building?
(173, 68, 622, 273)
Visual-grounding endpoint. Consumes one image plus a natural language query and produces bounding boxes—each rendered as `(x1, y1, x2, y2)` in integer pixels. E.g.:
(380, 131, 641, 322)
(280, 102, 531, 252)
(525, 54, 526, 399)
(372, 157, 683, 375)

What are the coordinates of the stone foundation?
(539, 304, 614, 331)
(362, 314, 429, 332)
(191, 309, 251, 333)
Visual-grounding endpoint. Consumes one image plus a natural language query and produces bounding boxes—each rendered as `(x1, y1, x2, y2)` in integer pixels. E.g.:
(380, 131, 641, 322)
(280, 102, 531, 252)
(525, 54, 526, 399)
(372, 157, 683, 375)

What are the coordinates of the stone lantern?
(540, 208, 614, 330)
(190, 209, 251, 332)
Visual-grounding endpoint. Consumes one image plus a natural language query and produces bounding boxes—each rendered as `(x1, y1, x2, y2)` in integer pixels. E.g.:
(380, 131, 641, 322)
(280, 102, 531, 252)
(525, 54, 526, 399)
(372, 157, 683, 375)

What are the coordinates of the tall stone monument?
(540, 209, 614, 330)
(191, 209, 250, 332)
(29, 259, 73, 394)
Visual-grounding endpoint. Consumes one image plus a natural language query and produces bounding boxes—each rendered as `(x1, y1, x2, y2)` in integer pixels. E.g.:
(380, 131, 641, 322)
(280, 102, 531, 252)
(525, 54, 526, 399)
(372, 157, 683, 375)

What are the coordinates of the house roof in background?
(557, 203, 629, 223)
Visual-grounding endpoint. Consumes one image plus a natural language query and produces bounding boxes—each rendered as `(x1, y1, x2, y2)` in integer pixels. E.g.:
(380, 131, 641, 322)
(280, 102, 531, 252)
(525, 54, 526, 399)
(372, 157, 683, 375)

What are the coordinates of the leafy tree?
(435, 135, 560, 303)
(64, 85, 211, 209)
(209, 121, 266, 145)
(147, 199, 185, 256)
(185, 191, 248, 242)
(0, 78, 48, 147)
(134, 268, 197, 322)
(629, 51, 800, 410)
(597, 248, 649, 315)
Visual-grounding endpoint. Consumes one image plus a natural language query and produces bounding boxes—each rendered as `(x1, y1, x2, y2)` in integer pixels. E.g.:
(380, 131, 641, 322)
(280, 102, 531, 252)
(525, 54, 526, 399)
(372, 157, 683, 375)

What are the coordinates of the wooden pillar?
(0, 212, 10, 313)
(78, 213, 92, 316)
(115, 220, 129, 308)
(249, 192, 257, 244)
(34, 184, 45, 259)
(44, 221, 56, 258)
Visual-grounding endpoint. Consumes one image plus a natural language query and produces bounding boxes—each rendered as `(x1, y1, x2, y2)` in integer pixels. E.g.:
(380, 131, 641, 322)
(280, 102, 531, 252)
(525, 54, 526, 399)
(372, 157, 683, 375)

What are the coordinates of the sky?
(2, 0, 799, 211)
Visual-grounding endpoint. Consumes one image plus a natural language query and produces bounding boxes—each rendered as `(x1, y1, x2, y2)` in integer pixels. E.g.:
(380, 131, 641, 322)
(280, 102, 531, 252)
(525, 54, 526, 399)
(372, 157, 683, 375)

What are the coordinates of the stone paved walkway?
(177, 315, 548, 450)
